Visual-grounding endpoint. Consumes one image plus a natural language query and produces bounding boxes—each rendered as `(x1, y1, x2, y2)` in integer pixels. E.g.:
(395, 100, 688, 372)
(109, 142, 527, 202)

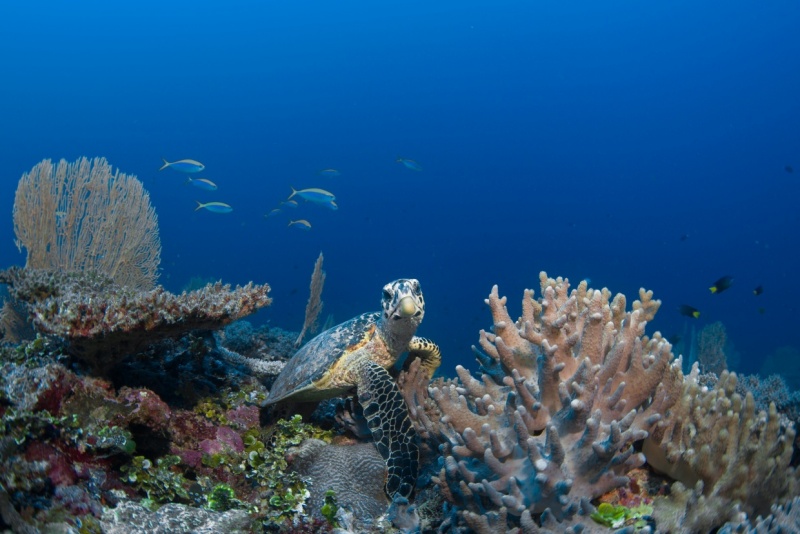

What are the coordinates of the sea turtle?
(265, 278, 441, 500)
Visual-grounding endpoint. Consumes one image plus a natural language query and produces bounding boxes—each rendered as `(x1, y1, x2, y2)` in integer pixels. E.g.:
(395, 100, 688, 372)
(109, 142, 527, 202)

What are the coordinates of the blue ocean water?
(1, 0, 798, 376)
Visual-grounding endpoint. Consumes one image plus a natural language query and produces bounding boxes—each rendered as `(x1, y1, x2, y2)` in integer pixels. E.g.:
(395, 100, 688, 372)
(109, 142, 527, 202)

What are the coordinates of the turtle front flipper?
(408, 336, 441, 380)
(357, 360, 418, 500)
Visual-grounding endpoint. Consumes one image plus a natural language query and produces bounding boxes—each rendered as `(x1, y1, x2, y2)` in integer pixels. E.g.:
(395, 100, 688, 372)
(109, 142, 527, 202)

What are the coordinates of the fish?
(318, 168, 341, 178)
(709, 275, 734, 294)
(55, 211, 67, 218)
(264, 208, 281, 218)
(195, 201, 233, 213)
(185, 177, 218, 191)
(396, 157, 422, 171)
(753, 285, 763, 296)
(680, 233, 690, 242)
(288, 187, 336, 203)
(288, 219, 312, 230)
(280, 200, 299, 208)
(320, 200, 338, 210)
(678, 304, 701, 319)
(159, 158, 205, 173)
(785, 165, 794, 173)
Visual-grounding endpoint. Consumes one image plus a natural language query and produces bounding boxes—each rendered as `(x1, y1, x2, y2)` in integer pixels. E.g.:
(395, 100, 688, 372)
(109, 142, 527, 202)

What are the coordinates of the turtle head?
(381, 278, 425, 323)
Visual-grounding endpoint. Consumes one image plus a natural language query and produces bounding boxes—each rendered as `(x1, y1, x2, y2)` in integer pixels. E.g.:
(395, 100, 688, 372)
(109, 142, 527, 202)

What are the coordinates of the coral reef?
(407, 274, 675, 530)
(214, 322, 294, 380)
(399, 273, 798, 532)
(2, 270, 799, 533)
(0, 267, 271, 374)
(646, 369, 799, 532)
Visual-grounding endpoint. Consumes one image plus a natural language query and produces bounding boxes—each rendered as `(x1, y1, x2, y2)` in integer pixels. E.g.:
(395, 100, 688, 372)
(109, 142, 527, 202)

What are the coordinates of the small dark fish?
(680, 233, 690, 242)
(678, 305, 701, 319)
(709, 275, 734, 294)
(785, 165, 794, 173)
(753, 285, 763, 296)
(758, 307, 766, 314)
(668, 334, 682, 345)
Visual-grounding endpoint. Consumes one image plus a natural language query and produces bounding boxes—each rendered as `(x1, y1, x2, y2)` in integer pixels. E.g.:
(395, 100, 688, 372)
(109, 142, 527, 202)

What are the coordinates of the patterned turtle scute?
(265, 278, 440, 502)
(359, 360, 418, 499)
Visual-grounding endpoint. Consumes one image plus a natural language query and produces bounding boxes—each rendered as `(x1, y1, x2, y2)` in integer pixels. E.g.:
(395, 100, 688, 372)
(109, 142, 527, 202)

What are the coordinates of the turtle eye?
(382, 288, 393, 301)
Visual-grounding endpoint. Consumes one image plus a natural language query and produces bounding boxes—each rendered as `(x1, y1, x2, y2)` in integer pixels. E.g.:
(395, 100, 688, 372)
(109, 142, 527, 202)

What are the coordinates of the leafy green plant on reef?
(205, 483, 245, 512)
(320, 489, 339, 527)
(193, 384, 268, 425)
(200, 415, 333, 523)
(0, 408, 81, 446)
(591, 502, 654, 530)
(121, 455, 189, 507)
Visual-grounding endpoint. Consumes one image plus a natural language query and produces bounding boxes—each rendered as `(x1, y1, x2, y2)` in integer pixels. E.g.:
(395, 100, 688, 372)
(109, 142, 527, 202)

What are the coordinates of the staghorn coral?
(0, 267, 271, 374)
(411, 273, 680, 530)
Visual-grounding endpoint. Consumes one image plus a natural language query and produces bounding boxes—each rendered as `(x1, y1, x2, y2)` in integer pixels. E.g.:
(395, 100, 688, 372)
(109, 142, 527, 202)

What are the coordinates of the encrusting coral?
(0, 267, 272, 374)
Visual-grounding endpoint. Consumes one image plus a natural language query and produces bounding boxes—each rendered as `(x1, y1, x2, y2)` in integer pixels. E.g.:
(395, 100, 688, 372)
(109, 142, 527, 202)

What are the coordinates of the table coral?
(0, 267, 271, 374)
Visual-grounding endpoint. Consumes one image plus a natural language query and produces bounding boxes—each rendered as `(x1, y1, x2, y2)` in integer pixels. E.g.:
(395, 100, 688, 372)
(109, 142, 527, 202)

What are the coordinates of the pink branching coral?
(399, 272, 798, 532)
(0, 267, 272, 374)
(407, 273, 680, 529)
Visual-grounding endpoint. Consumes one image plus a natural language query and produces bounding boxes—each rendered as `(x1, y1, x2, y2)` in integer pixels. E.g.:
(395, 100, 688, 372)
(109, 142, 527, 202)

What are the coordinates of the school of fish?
(160, 156, 423, 230)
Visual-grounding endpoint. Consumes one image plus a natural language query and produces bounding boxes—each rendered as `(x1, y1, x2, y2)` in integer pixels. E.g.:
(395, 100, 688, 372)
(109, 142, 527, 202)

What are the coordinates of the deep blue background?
(1, 1, 798, 375)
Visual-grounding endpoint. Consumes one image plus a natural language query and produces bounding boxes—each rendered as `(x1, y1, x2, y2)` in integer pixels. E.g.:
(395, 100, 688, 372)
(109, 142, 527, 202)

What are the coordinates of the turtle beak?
(396, 296, 418, 318)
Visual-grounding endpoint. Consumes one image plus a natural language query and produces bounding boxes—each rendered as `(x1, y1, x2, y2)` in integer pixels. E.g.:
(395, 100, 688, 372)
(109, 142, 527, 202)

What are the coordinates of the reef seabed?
(0, 270, 798, 533)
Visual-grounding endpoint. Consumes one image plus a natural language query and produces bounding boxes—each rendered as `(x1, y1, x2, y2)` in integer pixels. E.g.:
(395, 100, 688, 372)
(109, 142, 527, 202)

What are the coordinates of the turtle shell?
(265, 311, 381, 404)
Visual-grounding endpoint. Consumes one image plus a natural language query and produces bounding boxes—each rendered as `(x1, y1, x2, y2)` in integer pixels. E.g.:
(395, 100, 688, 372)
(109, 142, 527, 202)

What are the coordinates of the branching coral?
(0, 267, 271, 374)
(400, 272, 798, 532)
(412, 273, 679, 530)
(646, 369, 799, 532)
